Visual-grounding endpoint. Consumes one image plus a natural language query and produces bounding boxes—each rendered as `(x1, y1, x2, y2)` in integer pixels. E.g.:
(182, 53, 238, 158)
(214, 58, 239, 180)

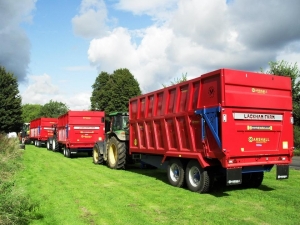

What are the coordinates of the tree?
(0, 66, 23, 133)
(90, 68, 141, 115)
(261, 60, 300, 148)
(162, 73, 188, 87)
(261, 60, 300, 126)
(22, 104, 42, 122)
(90, 71, 110, 111)
(39, 100, 68, 118)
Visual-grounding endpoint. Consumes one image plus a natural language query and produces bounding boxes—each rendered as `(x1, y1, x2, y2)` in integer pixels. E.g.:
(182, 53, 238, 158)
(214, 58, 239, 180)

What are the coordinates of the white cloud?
(67, 92, 92, 110)
(21, 74, 91, 110)
(72, 0, 108, 38)
(87, 0, 300, 93)
(0, 0, 36, 82)
(88, 27, 138, 71)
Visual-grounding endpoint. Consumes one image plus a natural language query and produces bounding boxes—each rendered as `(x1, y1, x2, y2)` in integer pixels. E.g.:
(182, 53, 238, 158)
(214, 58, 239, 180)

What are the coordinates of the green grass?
(15, 145, 300, 225)
(0, 135, 39, 225)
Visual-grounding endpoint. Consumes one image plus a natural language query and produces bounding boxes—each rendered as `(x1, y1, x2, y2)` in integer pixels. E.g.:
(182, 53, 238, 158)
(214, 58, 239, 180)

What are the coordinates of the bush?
(0, 134, 39, 225)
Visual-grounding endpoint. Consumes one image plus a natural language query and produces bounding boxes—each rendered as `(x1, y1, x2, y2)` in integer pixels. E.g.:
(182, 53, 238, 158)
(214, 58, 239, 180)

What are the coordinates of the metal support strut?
(195, 106, 221, 148)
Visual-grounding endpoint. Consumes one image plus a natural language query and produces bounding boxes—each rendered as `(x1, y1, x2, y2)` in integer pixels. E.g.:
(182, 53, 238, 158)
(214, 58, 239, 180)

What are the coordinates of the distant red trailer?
(51, 111, 105, 158)
(29, 117, 58, 147)
(129, 68, 294, 192)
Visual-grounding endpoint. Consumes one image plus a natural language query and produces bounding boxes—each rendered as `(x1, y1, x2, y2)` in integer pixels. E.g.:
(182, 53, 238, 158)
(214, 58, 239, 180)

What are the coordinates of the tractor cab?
(106, 112, 129, 141)
(20, 123, 30, 144)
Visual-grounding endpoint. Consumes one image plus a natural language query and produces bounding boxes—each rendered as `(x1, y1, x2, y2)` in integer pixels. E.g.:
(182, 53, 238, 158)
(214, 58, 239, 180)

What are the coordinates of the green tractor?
(93, 112, 133, 169)
(19, 122, 30, 149)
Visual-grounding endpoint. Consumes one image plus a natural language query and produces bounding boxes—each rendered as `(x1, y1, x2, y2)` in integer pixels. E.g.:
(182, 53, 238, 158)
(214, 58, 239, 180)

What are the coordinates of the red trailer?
(29, 117, 58, 147)
(128, 68, 293, 192)
(51, 111, 105, 158)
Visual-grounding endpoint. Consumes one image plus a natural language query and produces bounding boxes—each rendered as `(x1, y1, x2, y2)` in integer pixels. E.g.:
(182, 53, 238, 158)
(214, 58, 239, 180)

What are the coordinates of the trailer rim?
(188, 166, 201, 187)
(170, 164, 180, 182)
(167, 158, 185, 187)
(185, 160, 210, 193)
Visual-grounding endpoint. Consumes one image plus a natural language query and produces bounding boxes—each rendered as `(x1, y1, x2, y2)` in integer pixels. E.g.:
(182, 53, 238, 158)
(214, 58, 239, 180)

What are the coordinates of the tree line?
(0, 62, 299, 147)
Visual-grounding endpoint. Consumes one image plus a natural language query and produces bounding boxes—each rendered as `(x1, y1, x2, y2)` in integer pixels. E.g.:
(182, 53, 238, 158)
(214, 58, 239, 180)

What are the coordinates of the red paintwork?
(57, 111, 105, 150)
(129, 68, 294, 168)
(29, 117, 58, 141)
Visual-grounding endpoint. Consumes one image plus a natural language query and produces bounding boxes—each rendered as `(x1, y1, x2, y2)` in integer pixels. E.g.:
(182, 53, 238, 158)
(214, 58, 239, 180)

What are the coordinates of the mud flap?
(276, 165, 289, 180)
(226, 168, 242, 185)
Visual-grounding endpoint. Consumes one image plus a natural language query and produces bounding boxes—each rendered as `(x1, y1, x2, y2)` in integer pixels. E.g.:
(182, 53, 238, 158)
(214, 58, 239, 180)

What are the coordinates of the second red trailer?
(51, 111, 105, 157)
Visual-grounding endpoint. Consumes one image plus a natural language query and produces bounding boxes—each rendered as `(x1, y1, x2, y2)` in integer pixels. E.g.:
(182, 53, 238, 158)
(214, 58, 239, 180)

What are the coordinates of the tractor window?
(112, 115, 129, 131)
(122, 116, 129, 129)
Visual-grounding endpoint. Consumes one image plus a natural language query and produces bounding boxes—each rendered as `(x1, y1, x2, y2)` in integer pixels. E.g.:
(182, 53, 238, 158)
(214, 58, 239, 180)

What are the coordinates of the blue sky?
(1, 0, 300, 110)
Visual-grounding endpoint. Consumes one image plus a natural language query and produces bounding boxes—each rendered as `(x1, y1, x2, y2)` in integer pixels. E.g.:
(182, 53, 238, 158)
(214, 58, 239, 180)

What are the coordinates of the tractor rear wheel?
(185, 160, 210, 193)
(93, 144, 103, 164)
(167, 158, 185, 188)
(107, 137, 126, 169)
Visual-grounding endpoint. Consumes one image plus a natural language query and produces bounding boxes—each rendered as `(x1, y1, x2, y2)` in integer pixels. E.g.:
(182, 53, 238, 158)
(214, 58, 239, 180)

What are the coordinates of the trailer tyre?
(167, 158, 185, 188)
(52, 138, 59, 152)
(185, 160, 210, 193)
(93, 144, 103, 164)
(46, 138, 52, 150)
(242, 172, 264, 188)
(65, 148, 72, 158)
(107, 137, 126, 169)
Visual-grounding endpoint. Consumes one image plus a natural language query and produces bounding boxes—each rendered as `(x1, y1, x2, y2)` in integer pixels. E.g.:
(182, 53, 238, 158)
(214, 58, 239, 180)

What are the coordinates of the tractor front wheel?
(93, 144, 103, 164)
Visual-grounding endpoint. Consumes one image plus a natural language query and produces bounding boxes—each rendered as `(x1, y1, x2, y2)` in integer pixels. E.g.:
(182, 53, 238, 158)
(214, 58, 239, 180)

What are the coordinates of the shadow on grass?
(125, 164, 169, 185)
(125, 164, 275, 197)
(209, 183, 275, 197)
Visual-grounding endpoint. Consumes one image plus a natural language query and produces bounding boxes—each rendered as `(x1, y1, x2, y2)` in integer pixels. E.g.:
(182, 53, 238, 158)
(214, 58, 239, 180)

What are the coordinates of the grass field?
(15, 145, 300, 225)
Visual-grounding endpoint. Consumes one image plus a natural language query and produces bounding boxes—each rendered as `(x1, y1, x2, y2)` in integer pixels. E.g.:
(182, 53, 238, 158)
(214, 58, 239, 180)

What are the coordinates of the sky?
(1, 0, 300, 110)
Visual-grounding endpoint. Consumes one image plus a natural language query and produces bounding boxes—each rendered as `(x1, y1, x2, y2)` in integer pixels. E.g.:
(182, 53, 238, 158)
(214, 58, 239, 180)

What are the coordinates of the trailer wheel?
(36, 140, 41, 147)
(167, 158, 185, 188)
(93, 144, 103, 164)
(66, 148, 72, 158)
(242, 172, 264, 188)
(185, 160, 210, 193)
(52, 138, 59, 152)
(46, 138, 52, 150)
(107, 137, 126, 169)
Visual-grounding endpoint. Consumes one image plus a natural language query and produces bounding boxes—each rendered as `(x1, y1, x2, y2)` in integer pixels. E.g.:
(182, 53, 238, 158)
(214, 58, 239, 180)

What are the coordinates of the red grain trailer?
(52, 111, 105, 158)
(128, 68, 293, 192)
(29, 117, 58, 147)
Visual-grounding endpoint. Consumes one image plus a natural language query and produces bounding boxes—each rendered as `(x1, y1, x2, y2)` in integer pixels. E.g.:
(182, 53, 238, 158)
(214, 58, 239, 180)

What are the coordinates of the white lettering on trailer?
(44, 127, 54, 130)
(74, 126, 100, 129)
(228, 180, 241, 184)
(233, 113, 283, 121)
(277, 175, 287, 179)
